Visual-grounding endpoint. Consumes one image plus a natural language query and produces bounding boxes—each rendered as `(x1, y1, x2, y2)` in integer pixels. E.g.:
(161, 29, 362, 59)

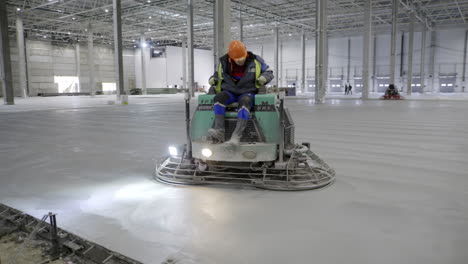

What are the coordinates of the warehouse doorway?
(411, 77, 422, 93)
(329, 79, 342, 92)
(54, 76, 79, 93)
(307, 79, 315, 92)
(354, 78, 363, 93)
(439, 75, 456, 93)
(376, 78, 390, 92)
(102, 82, 117, 94)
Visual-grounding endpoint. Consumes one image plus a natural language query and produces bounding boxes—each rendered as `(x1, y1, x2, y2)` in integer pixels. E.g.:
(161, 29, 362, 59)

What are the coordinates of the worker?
(386, 84, 398, 96)
(207, 40, 274, 145)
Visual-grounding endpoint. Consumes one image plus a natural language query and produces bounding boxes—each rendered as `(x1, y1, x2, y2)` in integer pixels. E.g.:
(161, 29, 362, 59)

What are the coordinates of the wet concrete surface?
(1, 94, 467, 264)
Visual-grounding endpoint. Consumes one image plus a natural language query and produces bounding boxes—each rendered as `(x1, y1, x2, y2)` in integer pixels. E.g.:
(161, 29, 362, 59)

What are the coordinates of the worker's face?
(234, 56, 246, 66)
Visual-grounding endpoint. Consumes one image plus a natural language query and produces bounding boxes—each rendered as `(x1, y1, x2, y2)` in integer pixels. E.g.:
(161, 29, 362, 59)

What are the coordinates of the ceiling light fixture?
(105, 9, 109, 12)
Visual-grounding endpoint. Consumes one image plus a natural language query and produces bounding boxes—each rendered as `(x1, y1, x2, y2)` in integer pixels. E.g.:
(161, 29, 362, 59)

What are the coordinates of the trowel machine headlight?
(201, 148, 212, 158)
(168, 146, 178, 156)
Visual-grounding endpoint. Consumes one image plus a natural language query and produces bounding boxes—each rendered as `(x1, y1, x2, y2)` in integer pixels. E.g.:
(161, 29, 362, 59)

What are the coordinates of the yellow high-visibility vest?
(215, 59, 261, 94)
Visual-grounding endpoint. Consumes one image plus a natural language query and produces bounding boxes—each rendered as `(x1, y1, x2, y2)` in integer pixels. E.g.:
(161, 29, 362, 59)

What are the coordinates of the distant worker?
(348, 84, 353, 95)
(207, 40, 274, 145)
(344, 84, 349, 95)
(385, 84, 399, 96)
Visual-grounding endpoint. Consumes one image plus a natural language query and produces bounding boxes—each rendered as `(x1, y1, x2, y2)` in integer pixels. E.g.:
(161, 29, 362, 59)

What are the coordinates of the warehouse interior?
(1, 0, 468, 263)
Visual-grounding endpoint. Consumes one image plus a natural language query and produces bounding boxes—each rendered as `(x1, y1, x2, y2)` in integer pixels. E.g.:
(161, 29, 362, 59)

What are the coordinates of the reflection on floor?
(1, 94, 467, 264)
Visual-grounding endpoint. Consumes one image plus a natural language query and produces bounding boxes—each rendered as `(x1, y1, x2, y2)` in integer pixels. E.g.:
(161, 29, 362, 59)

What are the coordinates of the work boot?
(207, 114, 225, 143)
(226, 118, 248, 146)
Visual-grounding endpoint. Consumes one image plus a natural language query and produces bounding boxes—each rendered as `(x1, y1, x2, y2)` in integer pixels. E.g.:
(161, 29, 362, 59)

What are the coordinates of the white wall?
(4, 28, 465, 97)
(134, 46, 213, 90)
(135, 47, 167, 88)
(245, 27, 467, 93)
(3, 39, 135, 96)
(194, 48, 215, 89)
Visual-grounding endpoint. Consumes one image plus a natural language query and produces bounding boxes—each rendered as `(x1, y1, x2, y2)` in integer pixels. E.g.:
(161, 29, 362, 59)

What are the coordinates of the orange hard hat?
(228, 40, 247, 60)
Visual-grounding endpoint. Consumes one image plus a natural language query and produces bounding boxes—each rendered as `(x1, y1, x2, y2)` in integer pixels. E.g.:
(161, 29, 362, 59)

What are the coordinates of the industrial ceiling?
(5, 0, 468, 49)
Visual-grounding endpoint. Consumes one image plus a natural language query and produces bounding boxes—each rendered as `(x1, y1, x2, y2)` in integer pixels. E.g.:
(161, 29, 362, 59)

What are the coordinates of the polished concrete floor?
(1, 94, 467, 264)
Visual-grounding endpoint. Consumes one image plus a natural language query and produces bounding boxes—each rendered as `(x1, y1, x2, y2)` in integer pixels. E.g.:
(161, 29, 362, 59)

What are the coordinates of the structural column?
(280, 42, 283, 87)
(372, 34, 377, 92)
(362, 0, 372, 99)
(140, 34, 147, 94)
(462, 30, 468, 92)
(87, 23, 96, 96)
(400, 33, 404, 79)
(238, 3, 243, 42)
(428, 29, 436, 92)
(214, 0, 231, 62)
(212, 1, 217, 70)
(389, 0, 398, 85)
(300, 29, 306, 93)
(16, 15, 28, 98)
(113, 0, 125, 97)
(187, 0, 195, 97)
(0, 0, 14, 104)
(274, 23, 279, 87)
(420, 27, 426, 93)
(315, 0, 328, 102)
(75, 41, 81, 92)
(406, 12, 415, 95)
(347, 38, 351, 84)
(182, 37, 187, 89)
(25, 39, 33, 94)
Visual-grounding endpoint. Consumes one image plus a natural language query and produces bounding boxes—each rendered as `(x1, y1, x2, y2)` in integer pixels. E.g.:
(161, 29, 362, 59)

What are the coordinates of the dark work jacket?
(211, 52, 274, 95)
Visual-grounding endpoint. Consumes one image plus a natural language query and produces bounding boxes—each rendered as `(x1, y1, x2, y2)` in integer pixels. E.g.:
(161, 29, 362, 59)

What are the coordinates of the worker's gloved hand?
(256, 75, 267, 86)
(209, 77, 218, 86)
